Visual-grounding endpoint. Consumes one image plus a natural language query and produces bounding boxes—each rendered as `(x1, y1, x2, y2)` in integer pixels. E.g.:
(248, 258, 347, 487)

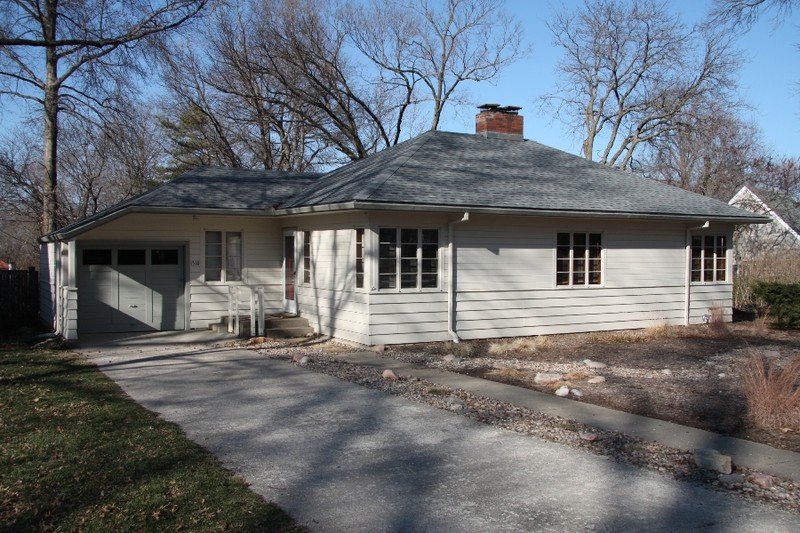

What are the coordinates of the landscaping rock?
(372, 344, 386, 353)
(693, 448, 733, 474)
(747, 473, 775, 489)
(382, 369, 398, 380)
(298, 356, 311, 367)
(579, 432, 599, 442)
(554, 386, 570, 397)
(292, 353, 305, 363)
(661, 369, 672, 376)
(534, 372, 563, 384)
(570, 389, 583, 398)
(587, 376, 606, 384)
(447, 394, 465, 411)
(583, 359, 608, 369)
(443, 354, 460, 363)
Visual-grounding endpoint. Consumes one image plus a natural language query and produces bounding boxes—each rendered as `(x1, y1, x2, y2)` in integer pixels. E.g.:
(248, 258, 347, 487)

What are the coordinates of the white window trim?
(354, 227, 366, 291)
(203, 230, 245, 284)
(691, 234, 731, 284)
(301, 230, 312, 286)
(554, 231, 605, 288)
(376, 226, 442, 293)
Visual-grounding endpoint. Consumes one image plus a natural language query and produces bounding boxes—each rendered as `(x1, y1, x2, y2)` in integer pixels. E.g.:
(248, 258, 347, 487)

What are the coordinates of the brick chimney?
(475, 104, 524, 140)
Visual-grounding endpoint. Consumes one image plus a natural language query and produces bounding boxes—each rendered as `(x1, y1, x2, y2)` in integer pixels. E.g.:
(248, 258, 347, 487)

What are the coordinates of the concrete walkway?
(79, 332, 799, 532)
(340, 351, 800, 483)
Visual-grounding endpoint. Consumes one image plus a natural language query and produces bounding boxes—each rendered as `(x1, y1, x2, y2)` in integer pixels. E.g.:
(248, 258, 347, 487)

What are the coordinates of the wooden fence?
(0, 268, 39, 330)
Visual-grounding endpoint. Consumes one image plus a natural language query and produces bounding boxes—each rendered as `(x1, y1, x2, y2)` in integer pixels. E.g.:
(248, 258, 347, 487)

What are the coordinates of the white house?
(40, 105, 768, 345)
(729, 185, 800, 261)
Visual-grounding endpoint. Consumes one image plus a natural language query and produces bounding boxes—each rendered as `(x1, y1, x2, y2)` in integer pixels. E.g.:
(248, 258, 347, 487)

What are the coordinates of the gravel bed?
(248, 338, 800, 515)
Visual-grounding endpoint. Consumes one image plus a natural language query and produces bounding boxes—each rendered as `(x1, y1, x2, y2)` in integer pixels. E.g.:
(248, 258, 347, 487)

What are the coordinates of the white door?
(283, 231, 297, 315)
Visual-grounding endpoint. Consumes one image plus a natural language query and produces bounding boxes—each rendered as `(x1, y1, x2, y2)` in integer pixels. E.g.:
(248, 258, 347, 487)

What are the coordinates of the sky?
(437, 0, 800, 159)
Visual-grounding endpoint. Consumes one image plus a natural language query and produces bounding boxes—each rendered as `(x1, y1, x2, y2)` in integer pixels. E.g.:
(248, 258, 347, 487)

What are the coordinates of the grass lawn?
(0, 341, 304, 532)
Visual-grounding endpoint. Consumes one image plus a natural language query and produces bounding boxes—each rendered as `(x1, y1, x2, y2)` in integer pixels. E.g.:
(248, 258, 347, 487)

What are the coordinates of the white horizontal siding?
(689, 283, 733, 323)
(450, 216, 695, 340)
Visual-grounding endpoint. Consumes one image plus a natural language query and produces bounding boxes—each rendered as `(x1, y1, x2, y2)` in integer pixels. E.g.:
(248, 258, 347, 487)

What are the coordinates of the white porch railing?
(227, 285, 266, 337)
(59, 286, 78, 343)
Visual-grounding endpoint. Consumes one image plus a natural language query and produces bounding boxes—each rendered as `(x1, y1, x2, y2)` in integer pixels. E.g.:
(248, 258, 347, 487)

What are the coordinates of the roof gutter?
(276, 201, 770, 225)
(448, 212, 470, 343)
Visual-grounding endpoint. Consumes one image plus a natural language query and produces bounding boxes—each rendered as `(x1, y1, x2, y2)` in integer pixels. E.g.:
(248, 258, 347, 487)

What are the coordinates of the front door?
(283, 230, 297, 314)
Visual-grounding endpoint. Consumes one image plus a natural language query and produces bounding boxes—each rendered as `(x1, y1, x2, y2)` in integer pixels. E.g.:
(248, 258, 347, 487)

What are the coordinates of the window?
(82, 249, 112, 266)
(152, 249, 179, 265)
(303, 230, 311, 284)
(556, 232, 602, 286)
(205, 231, 242, 282)
(117, 249, 146, 265)
(378, 228, 439, 290)
(355, 228, 364, 289)
(691, 235, 727, 282)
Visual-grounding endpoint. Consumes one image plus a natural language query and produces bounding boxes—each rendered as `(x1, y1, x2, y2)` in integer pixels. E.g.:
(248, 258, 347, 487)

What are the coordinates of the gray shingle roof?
(44, 166, 323, 241)
(282, 131, 764, 221)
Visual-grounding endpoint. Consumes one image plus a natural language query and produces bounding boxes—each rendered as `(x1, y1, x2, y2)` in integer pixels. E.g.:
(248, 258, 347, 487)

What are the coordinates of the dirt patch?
(392, 322, 800, 452)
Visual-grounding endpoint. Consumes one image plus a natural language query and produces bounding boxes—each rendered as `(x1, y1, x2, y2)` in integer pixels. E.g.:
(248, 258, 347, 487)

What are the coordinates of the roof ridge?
(356, 131, 436, 202)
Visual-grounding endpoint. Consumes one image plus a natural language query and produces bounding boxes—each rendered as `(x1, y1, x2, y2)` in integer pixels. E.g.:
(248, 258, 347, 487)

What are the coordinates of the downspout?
(685, 221, 710, 325)
(448, 213, 470, 342)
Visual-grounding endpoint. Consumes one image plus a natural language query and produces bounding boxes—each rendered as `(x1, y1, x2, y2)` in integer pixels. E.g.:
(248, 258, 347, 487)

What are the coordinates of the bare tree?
(344, 0, 526, 133)
(640, 102, 762, 199)
(710, 0, 796, 27)
(544, 0, 740, 169)
(0, 0, 210, 233)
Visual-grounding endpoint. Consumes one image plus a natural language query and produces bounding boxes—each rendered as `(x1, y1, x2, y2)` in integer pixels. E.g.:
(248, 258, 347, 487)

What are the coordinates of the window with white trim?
(556, 232, 602, 286)
(355, 228, 364, 289)
(378, 228, 439, 290)
(691, 235, 727, 282)
(205, 231, 242, 282)
(302, 230, 311, 284)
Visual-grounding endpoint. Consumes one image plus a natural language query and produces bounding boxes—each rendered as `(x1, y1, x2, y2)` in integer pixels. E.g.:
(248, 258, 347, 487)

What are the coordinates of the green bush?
(752, 282, 800, 329)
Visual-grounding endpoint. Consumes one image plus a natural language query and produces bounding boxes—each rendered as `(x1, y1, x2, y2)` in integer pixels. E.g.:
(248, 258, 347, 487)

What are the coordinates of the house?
(728, 185, 800, 261)
(40, 105, 768, 346)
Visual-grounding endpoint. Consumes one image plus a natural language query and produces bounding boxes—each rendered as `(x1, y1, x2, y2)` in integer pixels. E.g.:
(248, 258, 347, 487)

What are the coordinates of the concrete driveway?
(80, 333, 799, 532)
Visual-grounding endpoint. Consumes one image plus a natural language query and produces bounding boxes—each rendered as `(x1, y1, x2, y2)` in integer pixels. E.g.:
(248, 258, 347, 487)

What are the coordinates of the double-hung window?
(556, 232, 602, 286)
(355, 228, 365, 289)
(691, 235, 727, 282)
(205, 231, 242, 282)
(379, 228, 439, 290)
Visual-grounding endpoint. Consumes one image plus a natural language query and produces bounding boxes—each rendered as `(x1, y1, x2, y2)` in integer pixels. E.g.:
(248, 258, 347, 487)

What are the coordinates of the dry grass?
(741, 351, 800, 430)
(442, 341, 476, 358)
(487, 336, 553, 356)
(487, 367, 528, 380)
(708, 306, 730, 337)
(589, 323, 673, 344)
(734, 255, 800, 310)
(564, 369, 592, 381)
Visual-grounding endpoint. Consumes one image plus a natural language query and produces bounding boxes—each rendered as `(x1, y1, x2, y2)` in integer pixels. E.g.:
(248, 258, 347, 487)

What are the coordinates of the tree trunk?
(42, 0, 59, 234)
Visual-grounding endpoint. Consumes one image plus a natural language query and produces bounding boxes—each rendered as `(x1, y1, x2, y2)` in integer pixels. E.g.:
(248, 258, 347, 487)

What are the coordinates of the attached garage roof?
(43, 167, 323, 241)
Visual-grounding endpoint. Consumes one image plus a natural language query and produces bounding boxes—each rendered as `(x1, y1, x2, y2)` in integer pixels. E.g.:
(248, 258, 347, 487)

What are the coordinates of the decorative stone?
(763, 350, 781, 359)
(579, 432, 598, 442)
(583, 359, 608, 369)
(247, 336, 267, 345)
(447, 394, 465, 411)
(554, 386, 570, 397)
(298, 356, 311, 367)
(292, 353, 305, 363)
(534, 372, 563, 384)
(718, 373, 726, 379)
(747, 473, 775, 489)
(443, 354, 460, 363)
(382, 369, 398, 380)
(372, 344, 386, 353)
(661, 369, 672, 376)
(693, 448, 733, 474)
(587, 376, 606, 384)
(570, 389, 583, 397)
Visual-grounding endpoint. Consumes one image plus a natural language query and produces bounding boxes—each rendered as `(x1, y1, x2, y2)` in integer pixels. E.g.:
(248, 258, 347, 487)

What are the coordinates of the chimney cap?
(477, 103, 522, 114)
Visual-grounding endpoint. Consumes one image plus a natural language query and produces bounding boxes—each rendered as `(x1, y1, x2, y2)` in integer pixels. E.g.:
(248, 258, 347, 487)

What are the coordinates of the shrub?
(741, 352, 800, 430)
(751, 282, 800, 329)
(734, 256, 800, 310)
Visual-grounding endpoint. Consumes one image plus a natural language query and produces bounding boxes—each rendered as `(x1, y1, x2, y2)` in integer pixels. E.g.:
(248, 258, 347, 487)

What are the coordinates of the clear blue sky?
(438, 0, 800, 159)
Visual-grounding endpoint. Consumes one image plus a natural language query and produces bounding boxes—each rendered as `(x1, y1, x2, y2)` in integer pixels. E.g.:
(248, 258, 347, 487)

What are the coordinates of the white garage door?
(78, 246, 185, 333)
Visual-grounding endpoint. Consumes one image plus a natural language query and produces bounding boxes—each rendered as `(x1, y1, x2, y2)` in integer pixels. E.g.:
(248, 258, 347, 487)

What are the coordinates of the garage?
(77, 245, 186, 333)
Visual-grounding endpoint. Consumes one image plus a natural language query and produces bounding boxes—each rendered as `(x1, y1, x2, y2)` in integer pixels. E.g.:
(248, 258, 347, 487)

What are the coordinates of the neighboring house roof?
(0, 259, 10, 270)
(43, 167, 323, 241)
(729, 185, 800, 237)
(43, 131, 767, 242)
(281, 131, 766, 222)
